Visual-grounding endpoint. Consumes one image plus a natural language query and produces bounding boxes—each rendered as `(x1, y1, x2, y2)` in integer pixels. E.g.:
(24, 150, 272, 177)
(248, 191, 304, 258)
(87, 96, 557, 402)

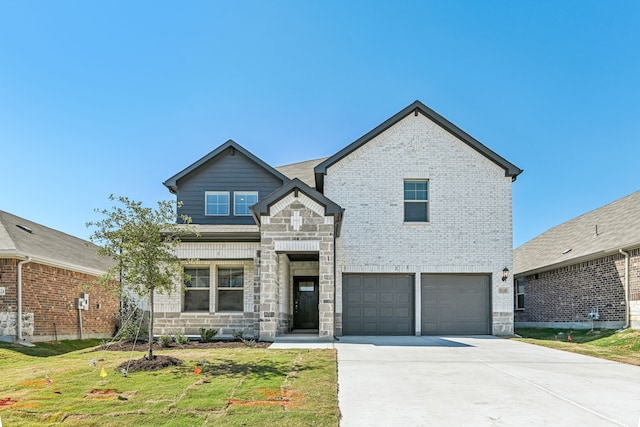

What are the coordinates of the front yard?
(0, 340, 339, 426)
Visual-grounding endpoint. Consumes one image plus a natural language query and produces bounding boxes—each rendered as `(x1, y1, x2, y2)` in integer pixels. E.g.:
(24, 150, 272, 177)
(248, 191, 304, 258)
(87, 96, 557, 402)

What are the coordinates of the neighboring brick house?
(0, 211, 119, 343)
(513, 190, 640, 329)
(154, 100, 522, 340)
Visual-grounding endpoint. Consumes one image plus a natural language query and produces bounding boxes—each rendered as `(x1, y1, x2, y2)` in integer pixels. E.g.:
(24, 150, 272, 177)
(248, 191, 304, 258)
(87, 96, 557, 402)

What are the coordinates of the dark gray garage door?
(421, 274, 491, 335)
(343, 274, 414, 335)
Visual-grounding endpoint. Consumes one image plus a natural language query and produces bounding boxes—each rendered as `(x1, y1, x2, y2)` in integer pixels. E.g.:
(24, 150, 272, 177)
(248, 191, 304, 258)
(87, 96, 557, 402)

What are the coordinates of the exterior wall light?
(502, 267, 509, 282)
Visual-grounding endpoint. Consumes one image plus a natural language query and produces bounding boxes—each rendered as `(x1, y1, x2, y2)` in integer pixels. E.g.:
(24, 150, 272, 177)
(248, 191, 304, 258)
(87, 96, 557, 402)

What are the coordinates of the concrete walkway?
(272, 335, 640, 427)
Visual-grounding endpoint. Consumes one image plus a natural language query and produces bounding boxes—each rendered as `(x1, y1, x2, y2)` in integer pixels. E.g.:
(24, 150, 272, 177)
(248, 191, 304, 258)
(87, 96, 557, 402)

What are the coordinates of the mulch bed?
(117, 354, 183, 373)
(97, 339, 271, 353)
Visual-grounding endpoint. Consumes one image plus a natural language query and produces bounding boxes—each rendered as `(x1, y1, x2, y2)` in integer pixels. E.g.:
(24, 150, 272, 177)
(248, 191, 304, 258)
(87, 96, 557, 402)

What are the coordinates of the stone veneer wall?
(259, 193, 335, 340)
(515, 248, 640, 328)
(323, 113, 515, 335)
(153, 255, 260, 338)
(0, 258, 118, 342)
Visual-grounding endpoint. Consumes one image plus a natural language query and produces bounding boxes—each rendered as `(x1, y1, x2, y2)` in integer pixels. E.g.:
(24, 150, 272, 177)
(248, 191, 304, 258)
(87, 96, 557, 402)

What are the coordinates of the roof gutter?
(17, 256, 32, 344)
(619, 249, 630, 329)
(0, 252, 107, 277)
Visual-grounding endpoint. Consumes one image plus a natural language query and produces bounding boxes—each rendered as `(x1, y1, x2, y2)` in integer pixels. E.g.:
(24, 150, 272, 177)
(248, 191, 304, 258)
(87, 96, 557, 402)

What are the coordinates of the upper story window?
(404, 180, 429, 222)
(234, 192, 258, 216)
(205, 191, 230, 216)
(183, 267, 210, 312)
(515, 278, 525, 310)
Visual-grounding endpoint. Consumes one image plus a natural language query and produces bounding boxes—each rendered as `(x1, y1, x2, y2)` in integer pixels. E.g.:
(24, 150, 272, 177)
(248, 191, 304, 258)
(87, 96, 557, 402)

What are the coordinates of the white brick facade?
(324, 113, 514, 334)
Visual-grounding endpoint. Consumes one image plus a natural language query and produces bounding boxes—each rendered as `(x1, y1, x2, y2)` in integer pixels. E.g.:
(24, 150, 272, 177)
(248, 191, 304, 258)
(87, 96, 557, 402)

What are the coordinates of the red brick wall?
(0, 259, 17, 313)
(515, 249, 640, 323)
(1, 258, 119, 341)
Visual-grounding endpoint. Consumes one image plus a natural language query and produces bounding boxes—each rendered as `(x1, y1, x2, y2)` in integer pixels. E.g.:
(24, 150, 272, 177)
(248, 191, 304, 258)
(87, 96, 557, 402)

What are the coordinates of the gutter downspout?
(333, 228, 338, 340)
(619, 249, 630, 329)
(17, 257, 32, 343)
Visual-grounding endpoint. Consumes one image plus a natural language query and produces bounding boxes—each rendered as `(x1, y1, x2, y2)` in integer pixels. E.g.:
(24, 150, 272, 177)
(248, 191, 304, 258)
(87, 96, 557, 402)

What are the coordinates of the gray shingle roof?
(276, 157, 328, 187)
(0, 210, 112, 274)
(514, 189, 640, 275)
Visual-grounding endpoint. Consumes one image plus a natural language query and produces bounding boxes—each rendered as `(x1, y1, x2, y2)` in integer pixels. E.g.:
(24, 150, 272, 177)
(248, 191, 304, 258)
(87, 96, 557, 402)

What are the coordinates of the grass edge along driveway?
(514, 328, 640, 367)
(0, 342, 339, 427)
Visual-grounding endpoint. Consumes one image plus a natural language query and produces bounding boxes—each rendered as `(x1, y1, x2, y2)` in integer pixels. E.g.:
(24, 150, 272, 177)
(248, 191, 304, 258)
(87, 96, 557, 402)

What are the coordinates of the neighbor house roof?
(314, 100, 523, 192)
(163, 139, 290, 193)
(514, 189, 640, 275)
(276, 157, 329, 187)
(0, 210, 113, 276)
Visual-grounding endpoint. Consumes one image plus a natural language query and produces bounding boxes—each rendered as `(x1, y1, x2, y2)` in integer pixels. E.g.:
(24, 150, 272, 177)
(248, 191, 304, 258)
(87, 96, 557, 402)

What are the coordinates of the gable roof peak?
(314, 100, 523, 192)
(163, 139, 289, 193)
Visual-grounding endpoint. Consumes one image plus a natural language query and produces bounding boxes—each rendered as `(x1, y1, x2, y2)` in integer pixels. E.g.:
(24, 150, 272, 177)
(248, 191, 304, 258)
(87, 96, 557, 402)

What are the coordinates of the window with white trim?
(183, 267, 210, 312)
(205, 191, 229, 216)
(234, 192, 258, 216)
(217, 267, 244, 311)
(404, 180, 429, 222)
(515, 278, 525, 310)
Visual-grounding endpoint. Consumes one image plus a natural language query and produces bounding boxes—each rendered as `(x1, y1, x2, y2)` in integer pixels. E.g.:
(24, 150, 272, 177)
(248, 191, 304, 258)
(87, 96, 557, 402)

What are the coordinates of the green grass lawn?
(515, 328, 640, 366)
(0, 341, 339, 426)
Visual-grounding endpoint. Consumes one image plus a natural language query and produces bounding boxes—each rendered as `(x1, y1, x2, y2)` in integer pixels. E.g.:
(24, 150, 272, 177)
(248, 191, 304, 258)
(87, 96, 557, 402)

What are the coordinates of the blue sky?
(1, 1, 638, 248)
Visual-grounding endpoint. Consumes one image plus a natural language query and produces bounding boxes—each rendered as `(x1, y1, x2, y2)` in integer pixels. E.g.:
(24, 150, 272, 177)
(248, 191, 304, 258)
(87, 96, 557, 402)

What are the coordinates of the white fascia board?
(0, 251, 108, 277)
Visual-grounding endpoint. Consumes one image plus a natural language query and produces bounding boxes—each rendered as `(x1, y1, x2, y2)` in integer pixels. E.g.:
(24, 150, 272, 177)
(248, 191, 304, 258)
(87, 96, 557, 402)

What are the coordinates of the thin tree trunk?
(148, 286, 154, 359)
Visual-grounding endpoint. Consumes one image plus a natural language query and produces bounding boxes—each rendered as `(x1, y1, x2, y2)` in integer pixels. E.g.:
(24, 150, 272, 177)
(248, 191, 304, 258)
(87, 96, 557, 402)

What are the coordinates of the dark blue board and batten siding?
(176, 150, 286, 225)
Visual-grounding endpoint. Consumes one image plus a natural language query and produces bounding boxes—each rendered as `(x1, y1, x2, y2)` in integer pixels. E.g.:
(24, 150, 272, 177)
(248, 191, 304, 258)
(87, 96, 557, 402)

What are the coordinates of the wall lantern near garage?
(501, 267, 509, 282)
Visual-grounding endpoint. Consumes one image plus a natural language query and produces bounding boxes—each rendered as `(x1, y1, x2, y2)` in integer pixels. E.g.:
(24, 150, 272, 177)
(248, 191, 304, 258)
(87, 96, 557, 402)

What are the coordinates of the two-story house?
(153, 101, 522, 340)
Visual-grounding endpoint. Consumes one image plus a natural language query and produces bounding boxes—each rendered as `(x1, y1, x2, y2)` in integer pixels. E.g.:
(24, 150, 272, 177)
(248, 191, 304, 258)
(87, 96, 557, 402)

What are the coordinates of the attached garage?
(342, 274, 414, 335)
(421, 274, 491, 335)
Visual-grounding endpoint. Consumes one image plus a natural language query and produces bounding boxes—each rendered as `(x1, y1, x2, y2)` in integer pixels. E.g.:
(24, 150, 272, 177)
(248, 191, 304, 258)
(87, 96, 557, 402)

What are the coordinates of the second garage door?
(342, 274, 414, 335)
(421, 274, 491, 335)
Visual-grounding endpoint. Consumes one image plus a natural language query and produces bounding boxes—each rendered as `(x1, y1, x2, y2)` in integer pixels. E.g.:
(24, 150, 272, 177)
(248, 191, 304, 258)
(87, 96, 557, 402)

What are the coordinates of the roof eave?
(0, 251, 110, 277)
(163, 140, 290, 192)
(515, 240, 640, 277)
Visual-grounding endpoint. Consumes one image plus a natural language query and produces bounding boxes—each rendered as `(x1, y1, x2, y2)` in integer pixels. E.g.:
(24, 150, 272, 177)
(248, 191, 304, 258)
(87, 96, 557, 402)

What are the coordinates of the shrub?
(200, 328, 218, 342)
(173, 332, 189, 345)
(158, 335, 172, 348)
(234, 330, 257, 347)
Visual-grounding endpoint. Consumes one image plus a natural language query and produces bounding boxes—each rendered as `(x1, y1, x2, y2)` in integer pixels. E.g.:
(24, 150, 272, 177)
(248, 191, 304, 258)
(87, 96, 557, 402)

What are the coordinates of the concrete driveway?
(272, 335, 640, 426)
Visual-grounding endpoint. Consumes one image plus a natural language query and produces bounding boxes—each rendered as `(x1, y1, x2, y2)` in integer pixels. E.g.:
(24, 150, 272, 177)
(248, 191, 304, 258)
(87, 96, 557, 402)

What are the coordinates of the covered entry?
(342, 274, 414, 335)
(421, 274, 491, 335)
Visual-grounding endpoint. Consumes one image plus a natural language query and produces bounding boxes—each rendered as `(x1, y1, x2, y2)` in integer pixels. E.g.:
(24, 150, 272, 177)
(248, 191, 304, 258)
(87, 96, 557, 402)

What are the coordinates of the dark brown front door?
(293, 277, 319, 330)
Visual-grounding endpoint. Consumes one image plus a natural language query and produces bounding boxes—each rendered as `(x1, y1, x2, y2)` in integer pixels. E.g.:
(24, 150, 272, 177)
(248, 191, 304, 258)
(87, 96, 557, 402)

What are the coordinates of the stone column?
(259, 238, 279, 340)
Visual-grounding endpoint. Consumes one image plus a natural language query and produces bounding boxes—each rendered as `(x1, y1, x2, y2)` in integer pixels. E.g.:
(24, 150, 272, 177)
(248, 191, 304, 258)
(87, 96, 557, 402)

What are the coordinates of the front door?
(293, 277, 319, 330)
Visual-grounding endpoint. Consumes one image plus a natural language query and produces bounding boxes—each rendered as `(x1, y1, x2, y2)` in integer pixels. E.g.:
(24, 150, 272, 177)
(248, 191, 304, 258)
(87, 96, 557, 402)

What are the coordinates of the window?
(217, 267, 244, 311)
(515, 278, 525, 310)
(183, 267, 210, 312)
(205, 192, 229, 216)
(404, 180, 429, 222)
(234, 192, 258, 216)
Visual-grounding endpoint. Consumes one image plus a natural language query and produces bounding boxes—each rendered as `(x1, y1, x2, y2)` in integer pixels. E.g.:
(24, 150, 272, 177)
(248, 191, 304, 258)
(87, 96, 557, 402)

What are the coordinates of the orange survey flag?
(194, 366, 202, 375)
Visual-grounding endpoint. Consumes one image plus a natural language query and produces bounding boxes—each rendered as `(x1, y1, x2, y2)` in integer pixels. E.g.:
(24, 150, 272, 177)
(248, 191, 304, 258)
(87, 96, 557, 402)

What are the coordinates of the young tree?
(87, 195, 195, 359)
